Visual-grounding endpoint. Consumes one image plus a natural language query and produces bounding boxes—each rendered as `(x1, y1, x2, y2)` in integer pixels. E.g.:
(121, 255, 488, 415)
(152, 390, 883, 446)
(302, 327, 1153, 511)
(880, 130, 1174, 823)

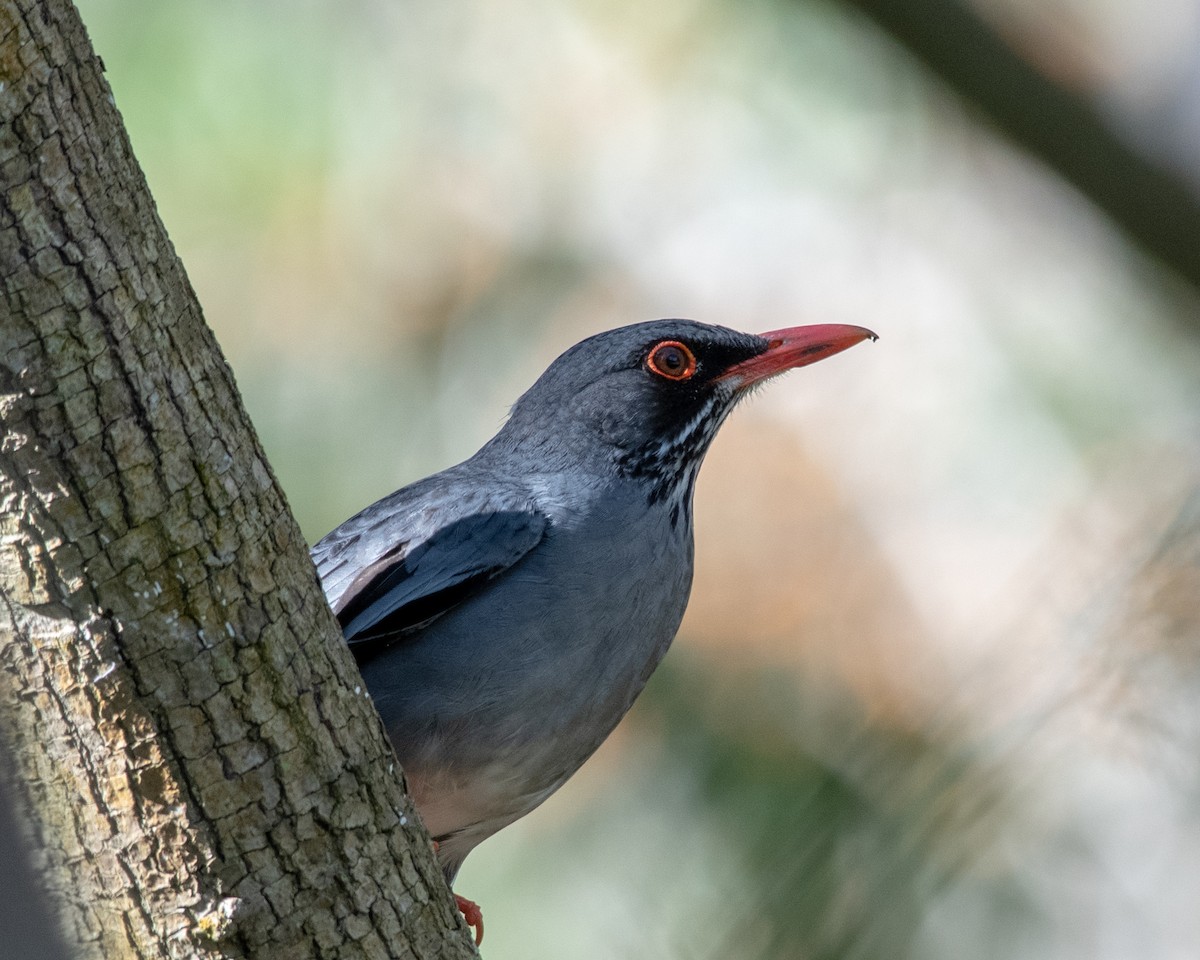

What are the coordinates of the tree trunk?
(0, 1, 475, 957)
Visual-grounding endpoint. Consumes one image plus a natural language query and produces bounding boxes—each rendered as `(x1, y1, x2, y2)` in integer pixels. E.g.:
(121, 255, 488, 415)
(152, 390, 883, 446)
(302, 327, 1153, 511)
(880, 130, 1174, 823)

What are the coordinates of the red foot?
(431, 841, 484, 945)
(455, 893, 484, 946)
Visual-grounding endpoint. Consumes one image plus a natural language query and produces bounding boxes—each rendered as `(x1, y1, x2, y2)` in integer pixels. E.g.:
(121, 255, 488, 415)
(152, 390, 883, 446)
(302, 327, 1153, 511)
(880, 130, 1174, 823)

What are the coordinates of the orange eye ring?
(646, 340, 697, 381)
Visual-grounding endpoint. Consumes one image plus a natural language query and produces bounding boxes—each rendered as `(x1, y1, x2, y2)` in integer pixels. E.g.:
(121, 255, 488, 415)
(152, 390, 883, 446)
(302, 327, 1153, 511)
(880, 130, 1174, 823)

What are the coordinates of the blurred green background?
(77, 0, 1200, 956)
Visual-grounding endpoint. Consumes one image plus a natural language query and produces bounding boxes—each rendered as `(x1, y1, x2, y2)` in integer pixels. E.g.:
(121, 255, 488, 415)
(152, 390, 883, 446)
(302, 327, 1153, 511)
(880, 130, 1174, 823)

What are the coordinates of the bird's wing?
(312, 484, 548, 659)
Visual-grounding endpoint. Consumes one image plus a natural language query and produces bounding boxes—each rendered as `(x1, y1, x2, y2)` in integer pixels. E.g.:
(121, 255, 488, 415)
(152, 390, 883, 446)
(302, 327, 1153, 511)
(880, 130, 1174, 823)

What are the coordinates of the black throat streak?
(613, 398, 724, 525)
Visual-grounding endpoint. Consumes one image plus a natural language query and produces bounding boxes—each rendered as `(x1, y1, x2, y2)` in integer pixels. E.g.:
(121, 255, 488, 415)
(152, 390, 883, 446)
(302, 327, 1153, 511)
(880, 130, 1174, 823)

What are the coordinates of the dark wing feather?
(313, 499, 547, 663)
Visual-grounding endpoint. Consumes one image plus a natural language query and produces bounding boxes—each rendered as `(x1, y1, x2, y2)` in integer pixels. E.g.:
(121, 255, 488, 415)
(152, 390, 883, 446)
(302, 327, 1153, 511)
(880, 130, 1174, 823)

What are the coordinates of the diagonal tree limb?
(0, 0, 475, 956)
(839, 0, 1200, 298)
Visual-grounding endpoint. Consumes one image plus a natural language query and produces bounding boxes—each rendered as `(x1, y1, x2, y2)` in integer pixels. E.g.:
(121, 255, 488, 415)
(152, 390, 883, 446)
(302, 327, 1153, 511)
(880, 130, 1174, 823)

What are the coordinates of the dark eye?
(646, 340, 697, 381)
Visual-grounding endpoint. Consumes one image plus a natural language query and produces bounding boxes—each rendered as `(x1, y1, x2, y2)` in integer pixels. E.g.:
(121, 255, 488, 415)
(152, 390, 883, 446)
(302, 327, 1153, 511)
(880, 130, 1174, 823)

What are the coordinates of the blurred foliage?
(642, 660, 991, 960)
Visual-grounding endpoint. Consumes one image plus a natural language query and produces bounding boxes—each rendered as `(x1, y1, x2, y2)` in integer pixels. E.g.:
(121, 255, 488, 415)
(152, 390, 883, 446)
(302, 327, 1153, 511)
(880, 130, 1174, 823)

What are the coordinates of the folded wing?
(312, 481, 548, 662)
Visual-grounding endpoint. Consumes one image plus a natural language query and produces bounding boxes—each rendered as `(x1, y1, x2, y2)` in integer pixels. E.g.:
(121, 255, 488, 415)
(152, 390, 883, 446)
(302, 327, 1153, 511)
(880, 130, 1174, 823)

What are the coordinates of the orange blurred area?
(687, 415, 934, 724)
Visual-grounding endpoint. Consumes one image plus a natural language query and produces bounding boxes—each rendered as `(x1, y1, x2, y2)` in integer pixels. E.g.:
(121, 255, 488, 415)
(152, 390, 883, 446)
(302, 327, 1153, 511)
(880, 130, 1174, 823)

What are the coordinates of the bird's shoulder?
(311, 465, 550, 652)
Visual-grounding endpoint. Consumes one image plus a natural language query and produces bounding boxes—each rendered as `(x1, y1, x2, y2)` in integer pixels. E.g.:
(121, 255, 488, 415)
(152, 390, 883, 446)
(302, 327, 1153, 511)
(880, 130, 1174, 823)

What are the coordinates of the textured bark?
(0, 1, 475, 957)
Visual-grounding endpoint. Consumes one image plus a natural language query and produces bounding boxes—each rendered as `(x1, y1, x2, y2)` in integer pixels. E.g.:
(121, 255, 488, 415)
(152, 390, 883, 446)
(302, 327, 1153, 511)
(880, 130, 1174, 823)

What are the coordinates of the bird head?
(490, 319, 876, 502)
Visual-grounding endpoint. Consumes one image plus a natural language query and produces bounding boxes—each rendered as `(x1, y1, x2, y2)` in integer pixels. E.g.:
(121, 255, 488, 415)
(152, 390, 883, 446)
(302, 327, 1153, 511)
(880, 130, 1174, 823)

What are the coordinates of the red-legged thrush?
(312, 319, 876, 942)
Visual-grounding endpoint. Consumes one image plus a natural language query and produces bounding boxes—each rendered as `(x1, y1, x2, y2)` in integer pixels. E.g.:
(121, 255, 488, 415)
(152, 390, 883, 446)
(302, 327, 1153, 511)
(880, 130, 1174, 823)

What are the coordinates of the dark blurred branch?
(837, 0, 1200, 298)
(0, 762, 71, 960)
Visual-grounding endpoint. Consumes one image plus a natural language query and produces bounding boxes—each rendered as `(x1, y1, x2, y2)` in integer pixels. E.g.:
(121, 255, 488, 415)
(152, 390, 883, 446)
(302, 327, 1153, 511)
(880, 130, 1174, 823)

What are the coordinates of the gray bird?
(312, 319, 875, 942)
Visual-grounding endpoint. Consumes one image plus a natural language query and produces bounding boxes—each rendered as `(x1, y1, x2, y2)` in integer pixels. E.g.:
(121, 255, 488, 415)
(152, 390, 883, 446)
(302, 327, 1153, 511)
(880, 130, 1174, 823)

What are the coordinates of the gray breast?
(359, 481, 693, 831)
